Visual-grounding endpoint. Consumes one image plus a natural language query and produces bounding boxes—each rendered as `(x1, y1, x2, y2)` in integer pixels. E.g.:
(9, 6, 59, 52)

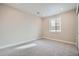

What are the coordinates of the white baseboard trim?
(42, 37, 76, 46)
(0, 39, 37, 49)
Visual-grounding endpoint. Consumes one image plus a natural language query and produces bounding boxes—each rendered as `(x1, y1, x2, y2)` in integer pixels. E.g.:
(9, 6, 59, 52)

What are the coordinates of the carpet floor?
(0, 38, 78, 56)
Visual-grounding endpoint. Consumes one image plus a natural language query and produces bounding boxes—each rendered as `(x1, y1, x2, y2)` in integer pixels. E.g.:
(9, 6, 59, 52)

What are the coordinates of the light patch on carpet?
(15, 43, 37, 49)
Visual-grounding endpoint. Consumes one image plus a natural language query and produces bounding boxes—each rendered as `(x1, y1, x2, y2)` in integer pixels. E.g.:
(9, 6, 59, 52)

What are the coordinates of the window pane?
(51, 19, 55, 26)
(49, 16, 61, 32)
(51, 26, 55, 30)
(55, 26, 60, 30)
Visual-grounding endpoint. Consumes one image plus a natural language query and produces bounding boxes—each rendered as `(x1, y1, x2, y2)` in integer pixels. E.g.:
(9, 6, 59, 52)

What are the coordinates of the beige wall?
(42, 10, 76, 43)
(0, 5, 42, 48)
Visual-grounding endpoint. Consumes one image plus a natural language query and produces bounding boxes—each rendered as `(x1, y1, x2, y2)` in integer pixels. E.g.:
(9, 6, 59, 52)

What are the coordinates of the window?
(49, 16, 61, 32)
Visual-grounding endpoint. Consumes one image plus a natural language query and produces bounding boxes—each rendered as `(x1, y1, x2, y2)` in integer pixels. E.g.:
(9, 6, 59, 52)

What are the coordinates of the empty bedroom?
(0, 3, 78, 56)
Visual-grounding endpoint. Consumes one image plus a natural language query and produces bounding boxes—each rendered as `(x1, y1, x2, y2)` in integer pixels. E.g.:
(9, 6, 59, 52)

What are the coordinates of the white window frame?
(49, 16, 61, 32)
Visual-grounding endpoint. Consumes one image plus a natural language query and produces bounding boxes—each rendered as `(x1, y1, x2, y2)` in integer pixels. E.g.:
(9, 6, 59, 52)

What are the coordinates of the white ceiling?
(4, 3, 76, 17)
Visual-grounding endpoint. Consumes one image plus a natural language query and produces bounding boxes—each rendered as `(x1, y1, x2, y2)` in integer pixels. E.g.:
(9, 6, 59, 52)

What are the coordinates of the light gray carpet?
(0, 38, 78, 56)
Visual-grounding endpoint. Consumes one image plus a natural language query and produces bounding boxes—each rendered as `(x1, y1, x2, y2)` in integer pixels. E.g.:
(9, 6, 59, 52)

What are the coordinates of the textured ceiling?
(4, 3, 76, 17)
